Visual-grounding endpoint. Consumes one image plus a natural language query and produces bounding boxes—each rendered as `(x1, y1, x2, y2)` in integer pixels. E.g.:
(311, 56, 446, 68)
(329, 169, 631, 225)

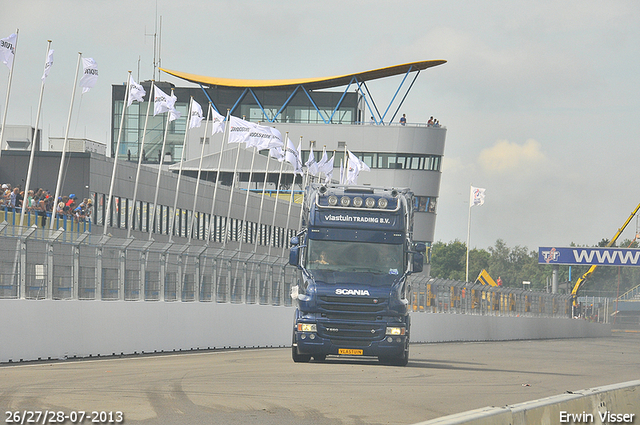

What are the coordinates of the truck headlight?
(298, 323, 317, 332)
(385, 326, 405, 336)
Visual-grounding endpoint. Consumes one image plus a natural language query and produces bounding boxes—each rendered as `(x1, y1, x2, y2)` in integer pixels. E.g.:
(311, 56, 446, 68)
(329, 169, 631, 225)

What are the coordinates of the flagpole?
(267, 133, 287, 257)
(318, 146, 325, 183)
(238, 145, 258, 252)
(465, 184, 472, 282)
(281, 137, 301, 257)
(127, 82, 154, 238)
(50, 52, 82, 231)
(103, 72, 132, 235)
(254, 146, 276, 252)
(20, 40, 51, 229)
(188, 103, 211, 242)
(147, 91, 173, 241)
(222, 130, 243, 248)
(206, 110, 230, 245)
(168, 97, 194, 241)
(0, 29, 18, 163)
(297, 166, 309, 232)
(343, 144, 348, 184)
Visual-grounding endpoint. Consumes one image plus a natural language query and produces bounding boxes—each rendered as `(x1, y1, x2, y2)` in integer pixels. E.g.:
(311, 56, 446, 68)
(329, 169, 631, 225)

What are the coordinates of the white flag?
(0, 33, 17, 70)
(305, 145, 319, 176)
(79, 57, 98, 93)
(169, 106, 181, 122)
(246, 124, 283, 150)
(127, 76, 146, 107)
(323, 155, 334, 184)
(153, 85, 176, 116)
(470, 186, 486, 207)
(228, 115, 254, 144)
(285, 137, 303, 176)
(316, 148, 330, 175)
(211, 108, 225, 135)
(189, 99, 203, 129)
(269, 145, 285, 162)
(346, 150, 369, 184)
(41, 49, 54, 82)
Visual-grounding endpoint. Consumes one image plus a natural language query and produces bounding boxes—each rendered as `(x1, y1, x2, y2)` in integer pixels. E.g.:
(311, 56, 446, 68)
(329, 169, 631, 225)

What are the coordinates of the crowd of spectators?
(1, 183, 93, 224)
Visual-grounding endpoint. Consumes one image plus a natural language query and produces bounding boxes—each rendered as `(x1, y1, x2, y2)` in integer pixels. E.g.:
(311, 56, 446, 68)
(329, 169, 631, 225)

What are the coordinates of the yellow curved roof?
(159, 60, 446, 90)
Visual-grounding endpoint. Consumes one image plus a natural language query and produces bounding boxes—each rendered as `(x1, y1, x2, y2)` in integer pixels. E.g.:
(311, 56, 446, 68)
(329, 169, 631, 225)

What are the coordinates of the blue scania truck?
(288, 184, 425, 366)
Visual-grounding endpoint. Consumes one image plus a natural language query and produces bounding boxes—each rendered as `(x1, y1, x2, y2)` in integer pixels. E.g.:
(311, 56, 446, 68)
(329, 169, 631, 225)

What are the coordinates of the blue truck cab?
(289, 184, 425, 366)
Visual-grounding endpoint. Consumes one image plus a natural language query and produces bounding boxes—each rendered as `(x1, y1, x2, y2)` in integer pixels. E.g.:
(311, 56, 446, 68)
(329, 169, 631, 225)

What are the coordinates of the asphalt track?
(1, 332, 639, 425)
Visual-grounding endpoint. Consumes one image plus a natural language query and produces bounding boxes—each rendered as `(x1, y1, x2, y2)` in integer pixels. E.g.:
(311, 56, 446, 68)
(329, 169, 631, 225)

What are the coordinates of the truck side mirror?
(289, 246, 300, 267)
(412, 252, 424, 273)
(290, 236, 299, 246)
(414, 242, 426, 253)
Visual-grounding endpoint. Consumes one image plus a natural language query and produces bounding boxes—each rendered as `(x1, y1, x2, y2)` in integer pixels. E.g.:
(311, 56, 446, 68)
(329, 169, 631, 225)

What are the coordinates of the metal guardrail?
(619, 283, 640, 301)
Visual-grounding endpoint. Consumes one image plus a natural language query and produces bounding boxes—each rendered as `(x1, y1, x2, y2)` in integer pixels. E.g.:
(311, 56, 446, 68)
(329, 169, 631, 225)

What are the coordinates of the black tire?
(291, 333, 311, 363)
(391, 347, 409, 366)
(379, 343, 409, 366)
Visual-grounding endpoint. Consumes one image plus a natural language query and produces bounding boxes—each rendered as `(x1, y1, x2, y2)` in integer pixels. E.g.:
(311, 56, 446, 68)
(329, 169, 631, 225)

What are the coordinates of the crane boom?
(571, 201, 640, 306)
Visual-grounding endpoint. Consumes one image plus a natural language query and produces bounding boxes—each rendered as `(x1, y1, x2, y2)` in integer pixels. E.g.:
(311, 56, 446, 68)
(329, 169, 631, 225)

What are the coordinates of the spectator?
(1, 184, 10, 207)
(64, 194, 76, 217)
(26, 190, 36, 212)
(10, 187, 19, 209)
(85, 198, 93, 222)
(427, 116, 434, 126)
(56, 201, 66, 218)
(399, 114, 407, 126)
(74, 199, 87, 222)
(37, 194, 48, 227)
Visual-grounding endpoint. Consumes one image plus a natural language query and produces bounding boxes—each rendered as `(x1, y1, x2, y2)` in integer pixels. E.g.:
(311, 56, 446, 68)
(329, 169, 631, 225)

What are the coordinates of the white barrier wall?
(0, 300, 611, 363)
(413, 380, 640, 425)
(410, 312, 612, 342)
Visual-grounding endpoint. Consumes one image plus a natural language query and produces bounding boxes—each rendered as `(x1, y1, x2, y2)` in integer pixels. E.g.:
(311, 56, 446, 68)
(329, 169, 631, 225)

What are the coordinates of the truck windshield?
(306, 239, 404, 275)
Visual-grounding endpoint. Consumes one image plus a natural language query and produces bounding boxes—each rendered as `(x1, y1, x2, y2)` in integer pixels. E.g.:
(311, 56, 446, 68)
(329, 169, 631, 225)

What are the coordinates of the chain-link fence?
(408, 275, 593, 320)
(0, 226, 587, 321)
(0, 226, 294, 307)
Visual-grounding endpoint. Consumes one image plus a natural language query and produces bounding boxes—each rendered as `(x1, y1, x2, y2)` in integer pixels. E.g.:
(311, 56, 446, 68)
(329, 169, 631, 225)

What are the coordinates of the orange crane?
(571, 201, 640, 307)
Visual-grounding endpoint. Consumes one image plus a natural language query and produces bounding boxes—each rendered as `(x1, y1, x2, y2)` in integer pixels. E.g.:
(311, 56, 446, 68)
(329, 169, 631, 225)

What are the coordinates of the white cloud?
(478, 139, 547, 175)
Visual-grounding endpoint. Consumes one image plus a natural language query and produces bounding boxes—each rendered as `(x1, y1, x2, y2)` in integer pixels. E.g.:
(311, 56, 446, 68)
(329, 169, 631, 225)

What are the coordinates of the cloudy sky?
(2, 0, 639, 251)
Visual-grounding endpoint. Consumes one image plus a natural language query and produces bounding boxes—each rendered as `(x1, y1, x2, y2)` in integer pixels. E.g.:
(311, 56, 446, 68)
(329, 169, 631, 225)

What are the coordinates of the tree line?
(429, 239, 640, 297)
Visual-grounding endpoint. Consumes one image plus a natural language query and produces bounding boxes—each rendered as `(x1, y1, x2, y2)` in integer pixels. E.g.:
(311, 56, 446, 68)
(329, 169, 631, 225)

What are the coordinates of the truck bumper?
(294, 331, 407, 358)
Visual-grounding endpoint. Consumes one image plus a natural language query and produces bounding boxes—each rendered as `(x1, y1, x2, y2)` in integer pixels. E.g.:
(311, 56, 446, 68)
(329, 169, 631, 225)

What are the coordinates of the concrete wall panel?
(0, 300, 610, 363)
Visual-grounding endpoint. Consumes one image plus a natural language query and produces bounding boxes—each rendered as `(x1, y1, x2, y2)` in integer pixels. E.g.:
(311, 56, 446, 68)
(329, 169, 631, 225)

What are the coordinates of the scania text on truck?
(288, 184, 425, 366)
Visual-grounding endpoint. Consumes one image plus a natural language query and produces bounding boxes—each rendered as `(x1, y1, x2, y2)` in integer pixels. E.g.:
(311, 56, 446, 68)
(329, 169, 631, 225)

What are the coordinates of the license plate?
(338, 348, 363, 355)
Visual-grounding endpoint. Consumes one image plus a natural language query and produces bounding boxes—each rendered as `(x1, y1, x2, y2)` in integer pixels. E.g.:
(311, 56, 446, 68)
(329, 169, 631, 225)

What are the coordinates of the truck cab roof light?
(353, 197, 363, 208)
(340, 196, 351, 207)
(378, 198, 388, 209)
(365, 197, 376, 208)
(328, 195, 338, 206)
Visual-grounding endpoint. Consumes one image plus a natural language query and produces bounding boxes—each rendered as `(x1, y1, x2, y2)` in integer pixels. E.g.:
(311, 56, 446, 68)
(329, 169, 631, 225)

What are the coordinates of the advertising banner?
(538, 247, 640, 267)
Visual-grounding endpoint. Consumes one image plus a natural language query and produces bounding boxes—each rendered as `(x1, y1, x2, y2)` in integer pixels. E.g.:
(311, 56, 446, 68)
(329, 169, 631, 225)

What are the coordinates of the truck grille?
(317, 322, 385, 341)
(318, 296, 387, 314)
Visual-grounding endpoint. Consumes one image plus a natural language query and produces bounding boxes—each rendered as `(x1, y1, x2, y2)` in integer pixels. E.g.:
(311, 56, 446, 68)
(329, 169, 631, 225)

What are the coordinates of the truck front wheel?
(291, 333, 311, 363)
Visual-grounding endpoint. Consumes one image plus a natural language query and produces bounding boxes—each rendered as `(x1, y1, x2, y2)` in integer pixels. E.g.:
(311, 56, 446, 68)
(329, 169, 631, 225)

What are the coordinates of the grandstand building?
(107, 60, 447, 259)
